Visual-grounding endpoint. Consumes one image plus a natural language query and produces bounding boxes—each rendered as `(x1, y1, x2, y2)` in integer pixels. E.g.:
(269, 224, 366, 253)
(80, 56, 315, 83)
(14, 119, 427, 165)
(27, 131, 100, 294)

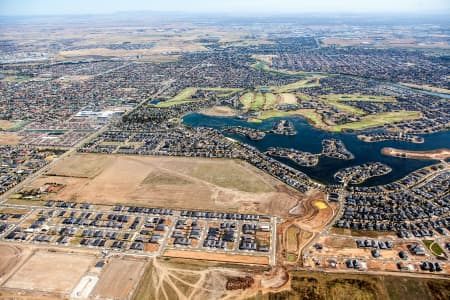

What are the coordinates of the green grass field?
(330, 111, 421, 132)
(274, 76, 323, 93)
(327, 101, 366, 115)
(250, 109, 421, 133)
(423, 240, 445, 256)
(156, 87, 242, 108)
(321, 94, 397, 102)
(240, 92, 299, 111)
(318, 94, 397, 115)
(7, 120, 31, 132)
(155, 87, 198, 107)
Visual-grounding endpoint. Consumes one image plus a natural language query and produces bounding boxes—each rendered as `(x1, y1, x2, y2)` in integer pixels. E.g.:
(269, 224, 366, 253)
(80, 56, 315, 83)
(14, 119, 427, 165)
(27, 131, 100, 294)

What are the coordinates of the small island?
(382, 147, 450, 161)
(270, 120, 297, 135)
(321, 139, 354, 160)
(358, 132, 424, 144)
(334, 162, 392, 184)
(224, 126, 266, 141)
(265, 147, 319, 167)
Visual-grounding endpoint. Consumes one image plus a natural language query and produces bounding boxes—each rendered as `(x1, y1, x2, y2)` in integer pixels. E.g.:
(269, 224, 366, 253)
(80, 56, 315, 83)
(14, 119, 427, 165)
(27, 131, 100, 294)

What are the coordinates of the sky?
(1, 0, 449, 16)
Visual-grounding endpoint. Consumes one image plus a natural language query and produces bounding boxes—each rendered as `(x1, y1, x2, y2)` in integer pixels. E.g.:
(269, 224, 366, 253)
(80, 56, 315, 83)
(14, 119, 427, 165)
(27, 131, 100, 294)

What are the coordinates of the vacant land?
(382, 147, 450, 161)
(0, 244, 26, 281)
(319, 94, 397, 103)
(163, 249, 269, 265)
(3, 250, 94, 294)
(0, 132, 21, 145)
(0, 120, 17, 130)
(400, 82, 450, 95)
(92, 258, 146, 299)
(133, 258, 260, 300)
(47, 153, 112, 178)
(252, 271, 450, 300)
(28, 154, 299, 215)
(202, 105, 239, 117)
(286, 225, 300, 253)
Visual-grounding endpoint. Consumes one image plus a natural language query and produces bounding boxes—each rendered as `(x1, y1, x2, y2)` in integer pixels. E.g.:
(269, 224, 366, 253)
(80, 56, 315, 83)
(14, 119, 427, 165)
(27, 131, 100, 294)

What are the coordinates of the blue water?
(183, 113, 450, 186)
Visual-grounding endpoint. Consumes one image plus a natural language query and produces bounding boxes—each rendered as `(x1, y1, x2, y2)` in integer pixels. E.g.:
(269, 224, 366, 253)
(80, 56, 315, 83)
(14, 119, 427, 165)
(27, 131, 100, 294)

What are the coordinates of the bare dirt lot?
(201, 106, 239, 117)
(289, 189, 333, 232)
(163, 249, 269, 265)
(0, 120, 16, 130)
(0, 132, 21, 145)
(0, 244, 28, 281)
(92, 258, 146, 299)
(133, 257, 264, 300)
(3, 250, 95, 294)
(30, 154, 301, 215)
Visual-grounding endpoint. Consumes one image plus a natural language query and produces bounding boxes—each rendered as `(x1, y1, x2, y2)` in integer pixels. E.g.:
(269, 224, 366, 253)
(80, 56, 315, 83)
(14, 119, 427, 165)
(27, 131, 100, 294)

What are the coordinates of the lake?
(183, 113, 450, 186)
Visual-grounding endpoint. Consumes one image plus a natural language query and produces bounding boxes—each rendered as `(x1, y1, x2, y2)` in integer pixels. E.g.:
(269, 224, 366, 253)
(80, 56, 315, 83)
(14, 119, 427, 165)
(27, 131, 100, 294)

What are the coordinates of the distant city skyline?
(1, 0, 449, 16)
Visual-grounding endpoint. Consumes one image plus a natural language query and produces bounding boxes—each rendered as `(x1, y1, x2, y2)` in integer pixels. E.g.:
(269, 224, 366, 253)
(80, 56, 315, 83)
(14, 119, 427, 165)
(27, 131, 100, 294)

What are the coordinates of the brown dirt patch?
(0, 245, 23, 279)
(0, 132, 21, 145)
(290, 189, 333, 232)
(201, 106, 238, 117)
(3, 250, 95, 294)
(0, 120, 16, 130)
(382, 147, 450, 161)
(47, 153, 112, 178)
(92, 258, 146, 300)
(163, 250, 269, 265)
(28, 154, 300, 216)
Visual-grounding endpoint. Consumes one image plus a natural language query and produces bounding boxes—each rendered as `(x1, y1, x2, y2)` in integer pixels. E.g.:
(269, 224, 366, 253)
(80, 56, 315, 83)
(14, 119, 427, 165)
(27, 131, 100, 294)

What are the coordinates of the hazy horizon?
(1, 0, 450, 16)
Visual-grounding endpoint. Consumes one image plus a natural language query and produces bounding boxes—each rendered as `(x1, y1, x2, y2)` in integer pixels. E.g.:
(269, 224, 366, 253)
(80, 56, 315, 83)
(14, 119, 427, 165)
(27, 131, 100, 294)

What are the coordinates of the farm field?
(22, 153, 300, 215)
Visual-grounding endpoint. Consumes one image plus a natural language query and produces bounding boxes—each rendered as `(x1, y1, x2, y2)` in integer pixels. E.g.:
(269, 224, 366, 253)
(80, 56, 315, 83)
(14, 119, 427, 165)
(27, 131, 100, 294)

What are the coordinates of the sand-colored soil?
(32, 154, 300, 216)
(3, 250, 95, 294)
(0, 245, 25, 280)
(133, 257, 261, 300)
(92, 258, 145, 299)
(163, 250, 269, 265)
(201, 106, 238, 117)
(289, 189, 333, 232)
(0, 132, 21, 145)
(0, 120, 16, 130)
(382, 147, 450, 161)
